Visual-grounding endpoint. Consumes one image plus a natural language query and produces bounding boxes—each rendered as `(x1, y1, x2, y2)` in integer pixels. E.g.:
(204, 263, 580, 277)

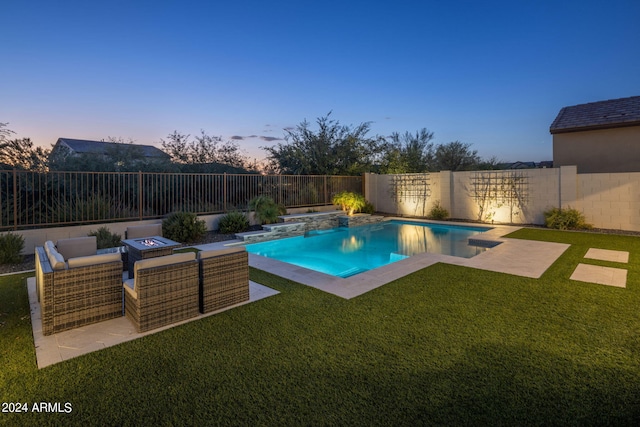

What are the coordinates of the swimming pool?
(245, 220, 492, 278)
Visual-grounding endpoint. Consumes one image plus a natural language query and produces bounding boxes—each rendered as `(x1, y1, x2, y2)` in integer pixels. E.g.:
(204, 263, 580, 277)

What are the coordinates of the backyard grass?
(1, 228, 640, 425)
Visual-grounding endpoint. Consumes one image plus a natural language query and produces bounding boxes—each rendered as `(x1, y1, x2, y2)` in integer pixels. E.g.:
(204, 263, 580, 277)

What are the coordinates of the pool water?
(245, 220, 491, 278)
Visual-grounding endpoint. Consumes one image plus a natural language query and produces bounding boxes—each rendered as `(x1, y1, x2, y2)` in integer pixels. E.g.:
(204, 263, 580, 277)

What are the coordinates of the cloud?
(230, 135, 244, 140)
(260, 136, 283, 142)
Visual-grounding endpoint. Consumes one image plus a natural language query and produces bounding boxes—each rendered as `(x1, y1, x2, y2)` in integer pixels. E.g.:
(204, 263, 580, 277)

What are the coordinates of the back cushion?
(56, 236, 97, 260)
(133, 252, 195, 279)
(67, 252, 122, 269)
(126, 223, 163, 239)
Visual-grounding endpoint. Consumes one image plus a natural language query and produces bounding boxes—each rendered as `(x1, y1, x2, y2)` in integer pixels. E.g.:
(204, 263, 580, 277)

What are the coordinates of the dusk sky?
(2, 0, 639, 164)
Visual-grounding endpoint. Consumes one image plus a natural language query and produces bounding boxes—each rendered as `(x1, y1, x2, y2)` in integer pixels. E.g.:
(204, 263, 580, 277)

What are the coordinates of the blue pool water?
(245, 220, 491, 278)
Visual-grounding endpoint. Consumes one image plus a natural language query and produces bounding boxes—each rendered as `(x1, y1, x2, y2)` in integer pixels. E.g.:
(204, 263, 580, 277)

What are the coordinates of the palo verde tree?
(433, 141, 481, 171)
(160, 130, 250, 172)
(379, 128, 435, 173)
(263, 113, 384, 175)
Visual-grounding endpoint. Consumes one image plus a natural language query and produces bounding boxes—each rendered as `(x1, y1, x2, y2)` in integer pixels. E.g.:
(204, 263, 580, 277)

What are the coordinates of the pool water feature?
(245, 220, 492, 278)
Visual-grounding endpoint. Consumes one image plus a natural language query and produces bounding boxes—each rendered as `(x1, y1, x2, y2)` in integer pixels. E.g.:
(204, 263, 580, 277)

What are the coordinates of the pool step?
(339, 266, 369, 278)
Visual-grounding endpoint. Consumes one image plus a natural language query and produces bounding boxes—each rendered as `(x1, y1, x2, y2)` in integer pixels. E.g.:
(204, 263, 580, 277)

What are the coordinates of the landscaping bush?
(427, 200, 449, 220)
(544, 207, 593, 230)
(162, 212, 207, 243)
(360, 200, 376, 215)
(332, 191, 366, 215)
(0, 232, 25, 265)
(218, 211, 250, 234)
(249, 195, 286, 225)
(88, 226, 122, 249)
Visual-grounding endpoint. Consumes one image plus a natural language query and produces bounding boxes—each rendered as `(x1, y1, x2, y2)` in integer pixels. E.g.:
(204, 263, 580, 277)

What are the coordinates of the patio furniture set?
(34, 223, 250, 335)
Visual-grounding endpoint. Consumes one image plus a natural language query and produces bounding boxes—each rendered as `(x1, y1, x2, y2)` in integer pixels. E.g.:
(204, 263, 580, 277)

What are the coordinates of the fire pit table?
(122, 236, 182, 278)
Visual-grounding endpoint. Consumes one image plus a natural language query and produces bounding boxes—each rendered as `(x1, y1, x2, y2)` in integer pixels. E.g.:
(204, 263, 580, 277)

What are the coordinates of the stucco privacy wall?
(364, 166, 640, 232)
(577, 172, 640, 231)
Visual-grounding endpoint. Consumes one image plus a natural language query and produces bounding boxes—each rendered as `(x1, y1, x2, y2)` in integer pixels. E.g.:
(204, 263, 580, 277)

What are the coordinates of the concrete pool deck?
(200, 220, 571, 299)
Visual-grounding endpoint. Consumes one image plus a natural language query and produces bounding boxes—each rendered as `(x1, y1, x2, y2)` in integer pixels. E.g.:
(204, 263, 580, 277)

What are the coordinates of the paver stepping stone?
(570, 263, 627, 288)
(584, 248, 629, 263)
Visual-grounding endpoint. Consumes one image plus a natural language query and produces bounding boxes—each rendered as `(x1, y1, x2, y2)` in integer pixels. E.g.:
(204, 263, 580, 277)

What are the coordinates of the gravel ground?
(2, 224, 639, 275)
(0, 226, 262, 275)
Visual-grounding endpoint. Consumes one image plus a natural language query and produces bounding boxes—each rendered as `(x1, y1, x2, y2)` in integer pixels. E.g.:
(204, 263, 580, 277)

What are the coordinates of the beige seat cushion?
(197, 247, 246, 260)
(56, 236, 97, 260)
(67, 252, 122, 269)
(126, 224, 163, 239)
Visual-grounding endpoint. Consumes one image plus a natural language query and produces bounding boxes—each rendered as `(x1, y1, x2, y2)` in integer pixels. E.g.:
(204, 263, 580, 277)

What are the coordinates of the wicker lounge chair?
(35, 237, 123, 336)
(198, 247, 250, 314)
(123, 252, 199, 332)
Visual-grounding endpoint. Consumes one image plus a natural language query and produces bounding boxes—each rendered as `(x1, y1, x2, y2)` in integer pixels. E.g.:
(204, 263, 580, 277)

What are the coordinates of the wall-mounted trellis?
(471, 170, 529, 223)
(388, 173, 431, 216)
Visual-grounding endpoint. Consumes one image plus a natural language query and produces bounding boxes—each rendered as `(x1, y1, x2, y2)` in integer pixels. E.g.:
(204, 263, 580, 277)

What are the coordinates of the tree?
(160, 130, 249, 170)
(433, 141, 481, 171)
(263, 113, 384, 175)
(379, 129, 435, 173)
(0, 123, 50, 171)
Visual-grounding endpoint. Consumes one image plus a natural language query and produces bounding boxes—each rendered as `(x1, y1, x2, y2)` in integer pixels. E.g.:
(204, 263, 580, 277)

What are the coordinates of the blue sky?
(2, 0, 639, 163)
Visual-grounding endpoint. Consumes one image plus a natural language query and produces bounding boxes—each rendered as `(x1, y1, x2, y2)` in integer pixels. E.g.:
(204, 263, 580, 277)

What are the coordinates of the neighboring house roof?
(497, 161, 551, 170)
(54, 138, 169, 158)
(550, 95, 640, 134)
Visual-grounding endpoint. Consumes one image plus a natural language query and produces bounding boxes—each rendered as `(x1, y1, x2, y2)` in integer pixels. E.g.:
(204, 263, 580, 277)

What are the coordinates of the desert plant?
(544, 207, 593, 230)
(332, 191, 366, 215)
(218, 211, 250, 234)
(88, 226, 122, 249)
(427, 200, 449, 220)
(162, 212, 207, 243)
(360, 201, 375, 215)
(249, 195, 286, 225)
(0, 232, 25, 264)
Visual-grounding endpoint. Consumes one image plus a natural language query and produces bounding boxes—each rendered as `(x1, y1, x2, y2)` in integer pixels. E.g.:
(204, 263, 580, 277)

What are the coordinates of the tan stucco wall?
(553, 126, 640, 173)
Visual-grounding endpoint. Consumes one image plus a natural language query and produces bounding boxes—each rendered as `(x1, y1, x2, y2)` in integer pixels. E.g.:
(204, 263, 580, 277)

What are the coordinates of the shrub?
(218, 211, 250, 234)
(249, 195, 286, 225)
(162, 212, 207, 243)
(427, 201, 449, 220)
(332, 191, 366, 215)
(544, 207, 593, 230)
(88, 226, 122, 249)
(360, 201, 375, 215)
(0, 232, 25, 265)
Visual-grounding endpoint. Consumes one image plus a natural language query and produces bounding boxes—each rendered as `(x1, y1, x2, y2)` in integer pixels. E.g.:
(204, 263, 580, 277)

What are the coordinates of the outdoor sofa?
(35, 236, 123, 336)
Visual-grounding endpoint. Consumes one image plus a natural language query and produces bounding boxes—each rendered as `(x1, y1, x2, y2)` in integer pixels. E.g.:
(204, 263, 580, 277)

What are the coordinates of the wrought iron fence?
(0, 170, 362, 230)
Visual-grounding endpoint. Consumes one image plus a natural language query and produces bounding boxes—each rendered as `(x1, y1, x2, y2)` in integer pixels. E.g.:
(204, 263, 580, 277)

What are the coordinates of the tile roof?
(56, 138, 169, 158)
(549, 95, 640, 134)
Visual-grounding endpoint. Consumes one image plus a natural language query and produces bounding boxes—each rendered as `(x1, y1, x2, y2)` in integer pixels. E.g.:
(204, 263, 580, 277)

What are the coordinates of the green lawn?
(1, 229, 640, 425)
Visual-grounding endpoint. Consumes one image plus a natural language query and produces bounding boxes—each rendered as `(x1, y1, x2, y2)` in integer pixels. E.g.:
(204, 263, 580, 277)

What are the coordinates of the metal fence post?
(323, 175, 328, 205)
(13, 169, 18, 230)
(138, 171, 143, 220)
(223, 173, 227, 213)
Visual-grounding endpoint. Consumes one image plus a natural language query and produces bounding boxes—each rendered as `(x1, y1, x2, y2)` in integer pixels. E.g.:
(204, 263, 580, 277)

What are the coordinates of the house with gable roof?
(550, 96, 640, 173)
(51, 138, 169, 160)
